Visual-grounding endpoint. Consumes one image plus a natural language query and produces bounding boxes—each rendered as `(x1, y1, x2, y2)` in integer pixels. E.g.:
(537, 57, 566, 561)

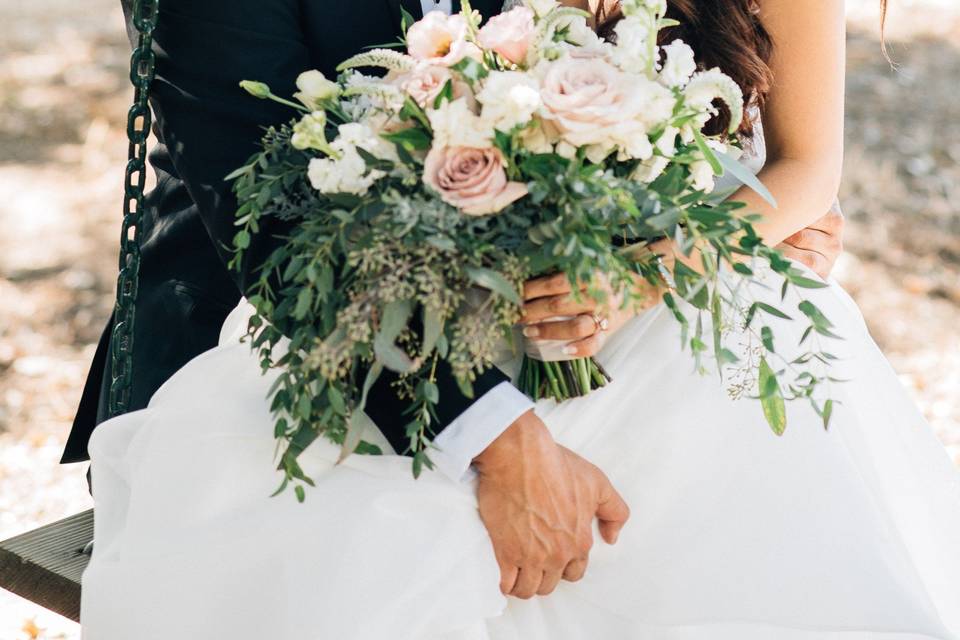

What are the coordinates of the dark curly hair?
(596, 1, 887, 138)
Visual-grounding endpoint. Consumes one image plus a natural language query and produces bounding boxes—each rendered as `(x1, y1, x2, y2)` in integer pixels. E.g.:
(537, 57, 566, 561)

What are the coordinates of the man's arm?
(136, 0, 515, 454)
(134, 1, 630, 597)
(777, 200, 845, 279)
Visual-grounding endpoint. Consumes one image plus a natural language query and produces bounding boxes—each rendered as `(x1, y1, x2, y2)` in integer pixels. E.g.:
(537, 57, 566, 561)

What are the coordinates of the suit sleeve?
(136, 0, 511, 452)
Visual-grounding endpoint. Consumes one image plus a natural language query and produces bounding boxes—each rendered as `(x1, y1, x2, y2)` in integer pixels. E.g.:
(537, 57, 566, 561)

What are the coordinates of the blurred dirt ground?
(0, 0, 958, 638)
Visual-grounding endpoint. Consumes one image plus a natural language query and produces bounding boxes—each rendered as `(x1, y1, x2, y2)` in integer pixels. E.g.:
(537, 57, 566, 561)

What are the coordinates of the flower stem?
(518, 356, 612, 402)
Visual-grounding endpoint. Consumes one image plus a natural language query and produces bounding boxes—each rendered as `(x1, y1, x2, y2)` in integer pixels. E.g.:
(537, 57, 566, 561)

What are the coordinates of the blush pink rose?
(423, 146, 528, 215)
(538, 56, 670, 156)
(397, 65, 476, 109)
(477, 6, 535, 65)
(406, 12, 476, 67)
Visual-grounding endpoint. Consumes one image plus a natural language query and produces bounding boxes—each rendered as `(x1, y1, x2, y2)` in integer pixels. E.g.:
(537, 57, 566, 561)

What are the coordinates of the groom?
(64, 0, 845, 600)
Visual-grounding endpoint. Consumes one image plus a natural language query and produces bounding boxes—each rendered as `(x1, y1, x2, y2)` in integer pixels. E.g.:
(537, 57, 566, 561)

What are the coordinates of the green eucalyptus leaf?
(789, 274, 830, 290)
(758, 357, 787, 435)
(761, 325, 775, 353)
(354, 441, 384, 456)
(757, 302, 792, 321)
(716, 150, 778, 208)
(327, 386, 346, 416)
(375, 341, 415, 373)
(382, 127, 432, 151)
(821, 398, 834, 430)
(421, 308, 444, 358)
(692, 129, 723, 176)
(464, 266, 521, 304)
(339, 362, 383, 463)
(374, 300, 416, 373)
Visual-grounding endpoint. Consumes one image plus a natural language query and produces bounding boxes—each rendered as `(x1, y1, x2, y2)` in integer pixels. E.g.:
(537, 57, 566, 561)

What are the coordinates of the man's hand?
(473, 410, 629, 599)
(777, 201, 845, 279)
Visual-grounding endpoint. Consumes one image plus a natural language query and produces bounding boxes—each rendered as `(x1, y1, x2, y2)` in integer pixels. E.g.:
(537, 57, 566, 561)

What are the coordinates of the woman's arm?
(735, 0, 846, 246)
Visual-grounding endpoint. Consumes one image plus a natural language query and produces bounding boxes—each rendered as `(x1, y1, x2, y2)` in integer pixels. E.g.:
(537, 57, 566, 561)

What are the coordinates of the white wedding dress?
(80, 122, 960, 639)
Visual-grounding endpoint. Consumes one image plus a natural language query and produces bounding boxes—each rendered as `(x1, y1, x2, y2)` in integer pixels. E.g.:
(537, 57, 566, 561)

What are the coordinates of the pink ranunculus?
(406, 11, 476, 67)
(477, 6, 536, 65)
(423, 146, 528, 215)
(397, 65, 476, 110)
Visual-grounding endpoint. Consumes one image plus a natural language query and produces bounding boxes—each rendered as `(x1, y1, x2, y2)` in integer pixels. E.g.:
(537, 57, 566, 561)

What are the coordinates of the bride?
(80, 0, 960, 638)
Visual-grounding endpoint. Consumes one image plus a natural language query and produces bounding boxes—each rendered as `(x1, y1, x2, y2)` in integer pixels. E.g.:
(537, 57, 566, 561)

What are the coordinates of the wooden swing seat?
(0, 510, 94, 622)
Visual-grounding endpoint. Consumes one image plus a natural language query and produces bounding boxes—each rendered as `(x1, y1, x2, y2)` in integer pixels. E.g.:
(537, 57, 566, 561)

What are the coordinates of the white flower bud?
(294, 70, 341, 110)
(239, 80, 271, 99)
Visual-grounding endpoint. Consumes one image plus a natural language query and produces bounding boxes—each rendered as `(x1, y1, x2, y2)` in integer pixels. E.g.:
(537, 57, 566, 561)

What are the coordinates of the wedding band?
(592, 313, 610, 332)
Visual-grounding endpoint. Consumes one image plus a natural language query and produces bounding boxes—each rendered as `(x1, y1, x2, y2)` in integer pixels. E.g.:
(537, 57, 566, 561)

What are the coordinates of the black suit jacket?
(62, 0, 512, 464)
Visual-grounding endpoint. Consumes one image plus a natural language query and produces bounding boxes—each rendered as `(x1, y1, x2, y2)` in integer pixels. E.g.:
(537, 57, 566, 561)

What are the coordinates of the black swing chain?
(108, 0, 160, 418)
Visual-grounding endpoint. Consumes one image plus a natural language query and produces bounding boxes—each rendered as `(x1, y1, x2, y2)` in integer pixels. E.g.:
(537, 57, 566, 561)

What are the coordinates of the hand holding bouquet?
(231, 0, 837, 497)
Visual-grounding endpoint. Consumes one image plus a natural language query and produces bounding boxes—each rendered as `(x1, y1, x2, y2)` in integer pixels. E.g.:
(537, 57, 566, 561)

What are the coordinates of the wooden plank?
(0, 510, 93, 623)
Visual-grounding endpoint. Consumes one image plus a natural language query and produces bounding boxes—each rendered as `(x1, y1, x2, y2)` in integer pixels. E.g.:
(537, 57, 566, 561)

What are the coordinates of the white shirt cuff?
(430, 382, 534, 483)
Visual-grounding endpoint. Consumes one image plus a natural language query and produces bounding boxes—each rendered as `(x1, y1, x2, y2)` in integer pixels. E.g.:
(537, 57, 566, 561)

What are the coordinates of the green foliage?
(228, 47, 840, 500)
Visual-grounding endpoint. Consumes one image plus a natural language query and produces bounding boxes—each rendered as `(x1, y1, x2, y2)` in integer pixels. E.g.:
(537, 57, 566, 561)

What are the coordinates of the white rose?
(477, 71, 542, 132)
(427, 97, 493, 149)
(659, 40, 697, 88)
(689, 159, 716, 193)
(294, 70, 340, 110)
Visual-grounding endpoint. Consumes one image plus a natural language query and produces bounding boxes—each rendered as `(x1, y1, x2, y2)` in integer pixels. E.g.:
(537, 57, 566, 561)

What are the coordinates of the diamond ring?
(592, 313, 610, 332)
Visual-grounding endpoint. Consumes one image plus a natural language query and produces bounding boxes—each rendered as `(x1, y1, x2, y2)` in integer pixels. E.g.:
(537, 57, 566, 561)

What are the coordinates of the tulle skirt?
(81, 266, 960, 640)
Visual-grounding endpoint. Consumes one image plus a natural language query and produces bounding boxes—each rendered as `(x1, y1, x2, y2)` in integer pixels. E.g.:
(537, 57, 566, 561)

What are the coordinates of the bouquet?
(230, 0, 837, 498)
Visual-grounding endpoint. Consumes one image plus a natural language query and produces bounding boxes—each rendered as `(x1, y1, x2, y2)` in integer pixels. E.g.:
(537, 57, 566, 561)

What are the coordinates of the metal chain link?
(108, 0, 159, 418)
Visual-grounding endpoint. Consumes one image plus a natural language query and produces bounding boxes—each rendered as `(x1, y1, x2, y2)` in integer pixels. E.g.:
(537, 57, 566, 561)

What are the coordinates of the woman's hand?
(521, 272, 663, 358)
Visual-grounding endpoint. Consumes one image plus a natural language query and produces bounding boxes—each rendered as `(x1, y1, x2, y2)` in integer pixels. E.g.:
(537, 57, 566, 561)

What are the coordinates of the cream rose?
(477, 6, 535, 65)
(406, 12, 476, 67)
(423, 146, 528, 215)
(538, 56, 673, 160)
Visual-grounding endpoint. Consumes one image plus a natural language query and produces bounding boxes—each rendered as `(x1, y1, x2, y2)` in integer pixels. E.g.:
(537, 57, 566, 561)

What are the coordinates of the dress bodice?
(716, 109, 767, 193)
